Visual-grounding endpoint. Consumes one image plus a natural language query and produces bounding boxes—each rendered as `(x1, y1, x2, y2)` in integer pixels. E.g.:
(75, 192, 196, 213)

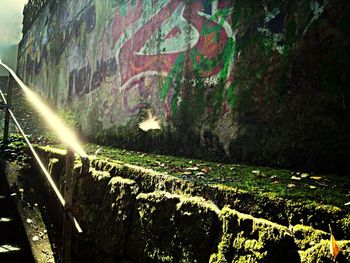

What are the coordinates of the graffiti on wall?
(25, 4, 96, 76)
(67, 0, 236, 118)
(19, 0, 237, 122)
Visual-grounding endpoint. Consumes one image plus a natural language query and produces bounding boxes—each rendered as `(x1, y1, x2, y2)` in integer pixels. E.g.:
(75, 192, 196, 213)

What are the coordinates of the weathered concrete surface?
(17, 0, 350, 172)
(95, 176, 139, 256)
(127, 191, 221, 263)
(33, 146, 350, 262)
(210, 207, 299, 263)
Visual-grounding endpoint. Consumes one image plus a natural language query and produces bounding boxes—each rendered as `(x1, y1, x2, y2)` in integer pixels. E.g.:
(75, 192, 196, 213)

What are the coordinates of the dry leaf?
(252, 170, 261, 175)
(186, 167, 199, 171)
(201, 167, 210, 173)
(310, 176, 322, 180)
(330, 233, 340, 259)
(291, 176, 301, 181)
(287, 184, 296, 188)
(301, 173, 309, 178)
(309, 185, 317, 189)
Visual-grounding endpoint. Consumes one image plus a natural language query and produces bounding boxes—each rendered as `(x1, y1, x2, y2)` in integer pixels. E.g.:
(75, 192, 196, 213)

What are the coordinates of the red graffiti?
(111, 0, 232, 116)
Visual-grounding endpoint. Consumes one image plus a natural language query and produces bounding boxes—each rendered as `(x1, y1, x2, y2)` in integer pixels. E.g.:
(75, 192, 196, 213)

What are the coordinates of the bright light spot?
(0, 217, 12, 222)
(139, 110, 161, 132)
(0, 245, 21, 253)
(0, 60, 87, 157)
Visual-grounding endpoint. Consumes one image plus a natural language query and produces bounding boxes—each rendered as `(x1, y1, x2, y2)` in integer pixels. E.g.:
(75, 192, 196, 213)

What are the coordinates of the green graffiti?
(160, 7, 236, 117)
(202, 8, 231, 37)
(160, 53, 186, 117)
(226, 82, 237, 107)
(120, 0, 127, 17)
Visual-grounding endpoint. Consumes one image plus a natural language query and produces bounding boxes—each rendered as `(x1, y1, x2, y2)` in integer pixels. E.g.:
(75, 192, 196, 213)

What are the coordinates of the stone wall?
(33, 146, 350, 262)
(17, 0, 350, 172)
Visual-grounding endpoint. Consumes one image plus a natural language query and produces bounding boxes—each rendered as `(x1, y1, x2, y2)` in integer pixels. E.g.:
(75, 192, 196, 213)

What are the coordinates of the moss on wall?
(33, 145, 350, 262)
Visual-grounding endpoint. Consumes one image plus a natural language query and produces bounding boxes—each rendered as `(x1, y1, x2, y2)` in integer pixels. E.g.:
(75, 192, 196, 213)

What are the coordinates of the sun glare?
(0, 59, 87, 157)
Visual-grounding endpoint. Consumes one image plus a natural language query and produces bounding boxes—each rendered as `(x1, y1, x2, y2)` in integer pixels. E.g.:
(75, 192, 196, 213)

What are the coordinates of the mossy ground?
(76, 143, 350, 212)
(2, 133, 349, 213)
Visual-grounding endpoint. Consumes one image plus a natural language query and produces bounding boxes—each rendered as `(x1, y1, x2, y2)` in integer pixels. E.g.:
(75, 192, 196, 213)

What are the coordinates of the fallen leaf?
(345, 202, 350, 206)
(291, 176, 301, 181)
(26, 218, 33, 224)
(287, 184, 296, 188)
(186, 167, 199, 171)
(201, 167, 210, 173)
(310, 176, 322, 180)
(301, 173, 309, 178)
(195, 172, 205, 176)
(318, 182, 329, 187)
(330, 232, 340, 259)
(32, 236, 39, 242)
(252, 170, 260, 175)
(181, 171, 192, 175)
(309, 185, 317, 189)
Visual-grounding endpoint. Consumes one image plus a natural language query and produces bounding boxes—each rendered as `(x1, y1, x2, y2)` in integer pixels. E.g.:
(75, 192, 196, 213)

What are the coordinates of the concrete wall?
(17, 0, 350, 171)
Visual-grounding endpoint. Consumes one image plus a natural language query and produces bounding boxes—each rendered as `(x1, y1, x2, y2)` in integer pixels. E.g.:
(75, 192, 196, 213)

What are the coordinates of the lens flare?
(0, 60, 87, 157)
(138, 110, 161, 132)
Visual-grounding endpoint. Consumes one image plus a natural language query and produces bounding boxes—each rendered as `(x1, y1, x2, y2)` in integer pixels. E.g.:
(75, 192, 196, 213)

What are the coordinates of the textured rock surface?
(210, 207, 299, 263)
(96, 176, 139, 256)
(127, 191, 221, 263)
(33, 146, 350, 262)
(300, 240, 350, 263)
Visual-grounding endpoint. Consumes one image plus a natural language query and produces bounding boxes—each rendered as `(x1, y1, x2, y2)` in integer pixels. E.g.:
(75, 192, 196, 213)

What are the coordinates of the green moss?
(212, 206, 298, 263)
(40, 146, 66, 155)
(108, 176, 135, 187)
(299, 240, 350, 263)
(292, 224, 328, 250)
(91, 168, 110, 181)
(37, 144, 350, 238)
(176, 196, 221, 215)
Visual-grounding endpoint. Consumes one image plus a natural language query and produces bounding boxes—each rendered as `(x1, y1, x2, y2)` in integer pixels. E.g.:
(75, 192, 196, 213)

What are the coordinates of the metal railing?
(0, 74, 84, 262)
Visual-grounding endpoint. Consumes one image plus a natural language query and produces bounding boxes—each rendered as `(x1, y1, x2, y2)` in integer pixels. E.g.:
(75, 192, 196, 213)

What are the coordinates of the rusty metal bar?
(3, 74, 13, 142)
(63, 148, 74, 263)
